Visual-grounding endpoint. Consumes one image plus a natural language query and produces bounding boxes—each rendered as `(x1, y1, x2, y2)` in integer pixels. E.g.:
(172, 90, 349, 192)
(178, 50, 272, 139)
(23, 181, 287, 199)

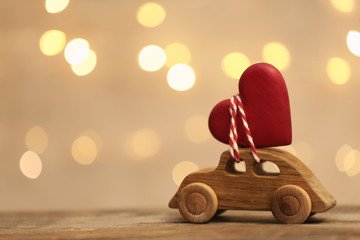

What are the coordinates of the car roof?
(216, 148, 308, 175)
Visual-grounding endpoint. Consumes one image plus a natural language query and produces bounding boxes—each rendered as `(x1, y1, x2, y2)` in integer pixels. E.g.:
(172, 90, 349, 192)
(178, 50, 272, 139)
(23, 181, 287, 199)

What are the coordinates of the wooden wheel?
(178, 183, 218, 223)
(271, 185, 311, 224)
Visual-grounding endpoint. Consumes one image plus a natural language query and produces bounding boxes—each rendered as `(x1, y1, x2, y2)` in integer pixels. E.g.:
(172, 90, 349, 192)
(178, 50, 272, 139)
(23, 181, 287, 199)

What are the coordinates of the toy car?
(169, 148, 336, 224)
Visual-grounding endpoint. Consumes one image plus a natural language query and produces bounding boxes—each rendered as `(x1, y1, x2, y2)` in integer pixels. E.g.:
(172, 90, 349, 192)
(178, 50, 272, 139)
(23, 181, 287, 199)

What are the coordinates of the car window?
(224, 159, 246, 175)
(253, 161, 280, 176)
(234, 161, 246, 173)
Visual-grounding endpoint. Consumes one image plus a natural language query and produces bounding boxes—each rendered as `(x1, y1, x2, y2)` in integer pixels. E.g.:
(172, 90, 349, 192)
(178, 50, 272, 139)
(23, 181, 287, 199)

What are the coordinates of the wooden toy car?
(169, 148, 336, 224)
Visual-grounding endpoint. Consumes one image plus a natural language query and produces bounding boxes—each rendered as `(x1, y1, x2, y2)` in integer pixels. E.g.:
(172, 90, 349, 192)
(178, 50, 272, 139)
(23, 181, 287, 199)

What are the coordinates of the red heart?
(208, 63, 292, 147)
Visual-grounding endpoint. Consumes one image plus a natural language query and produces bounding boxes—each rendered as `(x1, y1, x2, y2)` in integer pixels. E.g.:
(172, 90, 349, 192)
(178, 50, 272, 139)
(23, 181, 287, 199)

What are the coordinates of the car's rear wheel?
(178, 182, 218, 223)
(271, 185, 311, 224)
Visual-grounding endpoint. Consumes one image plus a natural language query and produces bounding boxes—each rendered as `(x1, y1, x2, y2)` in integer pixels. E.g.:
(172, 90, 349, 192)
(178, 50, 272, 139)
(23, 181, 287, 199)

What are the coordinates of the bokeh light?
(343, 150, 356, 171)
(345, 150, 360, 176)
(138, 45, 166, 72)
(335, 144, 353, 171)
(347, 31, 360, 57)
(136, 2, 166, 27)
(25, 126, 48, 154)
(71, 50, 97, 76)
(184, 115, 210, 143)
(45, 0, 70, 14)
(172, 161, 199, 186)
(65, 38, 90, 64)
(167, 64, 195, 91)
(335, 145, 360, 176)
(221, 52, 250, 79)
(72, 136, 97, 165)
(20, 151, 42, 179)
(82, 129, 102, 153)
(129, 128, 161, 159)
(39, 30, 66, 56)
(327, 57, 351, 85)
(262, 42, 291, 71)
(164, 42, 191, 67)
(330, 0, 354, 12)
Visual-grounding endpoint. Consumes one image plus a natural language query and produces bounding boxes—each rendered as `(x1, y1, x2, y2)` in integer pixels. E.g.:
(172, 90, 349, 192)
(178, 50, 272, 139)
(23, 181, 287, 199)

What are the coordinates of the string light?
(129, 129, 161, 159)
(45, 0, 70, 14)
(167, 64, 195, 91)
(136, 2, 166, 27)
(172, 161, 199, 186)
(164, 43, 191, 67)
(71, 50, 97, 76)
(72, 136, 97, 165)
(65, 38, 90, 65)
(262, 42, 291, 71)
(222, 52, 250, 79)
(39, 30, 66, 56)
(327, 57, 351, 85)
(347, 31, 360, 57)
(138, 45, 166, 71)
(330, 0, 354, 12)
(19, 151, 42, 179)
(25, 126, 48, 154)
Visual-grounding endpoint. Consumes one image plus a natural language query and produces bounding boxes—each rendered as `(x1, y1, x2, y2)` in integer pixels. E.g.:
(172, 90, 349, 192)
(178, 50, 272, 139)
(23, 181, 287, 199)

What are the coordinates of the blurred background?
(0, 0, 359, 211)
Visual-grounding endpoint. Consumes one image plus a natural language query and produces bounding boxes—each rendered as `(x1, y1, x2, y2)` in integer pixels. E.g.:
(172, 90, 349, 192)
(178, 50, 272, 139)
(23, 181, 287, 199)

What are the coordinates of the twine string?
(229, 94, 260, 163)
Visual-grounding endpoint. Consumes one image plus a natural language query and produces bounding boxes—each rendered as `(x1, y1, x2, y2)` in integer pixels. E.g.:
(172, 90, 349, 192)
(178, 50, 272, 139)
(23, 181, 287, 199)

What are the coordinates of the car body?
(169, 148, 336, 223)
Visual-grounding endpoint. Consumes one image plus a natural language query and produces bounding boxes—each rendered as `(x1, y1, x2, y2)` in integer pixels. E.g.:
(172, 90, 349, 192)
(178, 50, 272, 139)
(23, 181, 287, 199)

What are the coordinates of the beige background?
(0, 0, 359, 211)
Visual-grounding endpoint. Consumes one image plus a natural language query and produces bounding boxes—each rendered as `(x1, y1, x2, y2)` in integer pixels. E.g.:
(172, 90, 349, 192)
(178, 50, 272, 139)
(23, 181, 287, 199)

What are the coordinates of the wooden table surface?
(0, 206, 359, 240)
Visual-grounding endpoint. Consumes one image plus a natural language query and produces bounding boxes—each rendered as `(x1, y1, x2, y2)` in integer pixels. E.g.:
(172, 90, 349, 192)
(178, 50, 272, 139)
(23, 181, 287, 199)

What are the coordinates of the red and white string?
(229, 94, 260, 163)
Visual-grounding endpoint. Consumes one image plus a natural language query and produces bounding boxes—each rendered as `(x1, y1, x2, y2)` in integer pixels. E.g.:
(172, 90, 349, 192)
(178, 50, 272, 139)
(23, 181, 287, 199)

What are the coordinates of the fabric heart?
(208, 62, 292, 147)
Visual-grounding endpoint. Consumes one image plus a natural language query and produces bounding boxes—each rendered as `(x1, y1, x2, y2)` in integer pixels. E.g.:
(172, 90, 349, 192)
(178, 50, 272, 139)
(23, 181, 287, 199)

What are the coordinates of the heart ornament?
(208, 63, 292, 148)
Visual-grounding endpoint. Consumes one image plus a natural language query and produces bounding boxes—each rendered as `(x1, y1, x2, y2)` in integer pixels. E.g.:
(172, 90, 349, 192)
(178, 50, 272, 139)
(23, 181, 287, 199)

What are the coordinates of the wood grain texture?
(169, 148, 336, 223)
(178, 182, 218, 223)
(271, 185, 312, 223)
(0, 206, 359, 240)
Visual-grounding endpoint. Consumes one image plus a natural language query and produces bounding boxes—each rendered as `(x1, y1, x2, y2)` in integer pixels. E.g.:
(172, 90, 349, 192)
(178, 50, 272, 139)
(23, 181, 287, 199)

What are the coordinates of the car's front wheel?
(271, 185, 311, 224)
(178, 182, 218, 223)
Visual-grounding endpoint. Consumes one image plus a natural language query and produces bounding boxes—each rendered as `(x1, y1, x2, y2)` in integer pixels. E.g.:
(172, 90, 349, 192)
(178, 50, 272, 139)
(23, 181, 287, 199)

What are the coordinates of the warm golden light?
(262, 42, 291, 71)
(172, 161, 199, 186)
(65, 38, 90, 64)
(25, 126, 48, 154)
(330, 0, 354, 12)
(45, 0, 69, 13)
(221, 52, 250, 79)
(138, 45, 166, 71)
(335, 144, 353, 171)
(82, 129, 102, 153)
(72, 136, 97, 165)
(164, 42, 191, 67)
(347, 31, 360, 57)
(343, 150, 356, 171)
(346, 150, 360, 176)
(130, 129, 161, 159)
(71, 50, 97, 76)
(184, 115, 210, 143)
(136, 2, 166, 27)
(20, 151, 42, 179)
(39, 30, 66, 56)
(327, 57, 351, 85)
(167, 64, 195, 91)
